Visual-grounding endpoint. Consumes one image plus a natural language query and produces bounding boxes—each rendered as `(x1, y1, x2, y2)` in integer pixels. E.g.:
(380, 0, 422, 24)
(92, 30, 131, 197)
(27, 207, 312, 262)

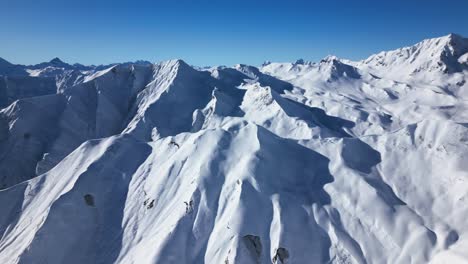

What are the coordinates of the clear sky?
(1, 0, 467, 66)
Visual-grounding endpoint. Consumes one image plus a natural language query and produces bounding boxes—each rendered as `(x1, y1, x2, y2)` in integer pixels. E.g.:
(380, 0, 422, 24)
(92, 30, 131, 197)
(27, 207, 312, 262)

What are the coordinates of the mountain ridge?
(1, 33, 466, 75)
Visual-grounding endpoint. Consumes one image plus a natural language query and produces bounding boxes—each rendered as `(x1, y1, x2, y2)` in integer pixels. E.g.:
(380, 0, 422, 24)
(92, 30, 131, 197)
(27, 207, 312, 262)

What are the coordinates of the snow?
(359, 33, 468, 78)
(0, 33, 468, 263)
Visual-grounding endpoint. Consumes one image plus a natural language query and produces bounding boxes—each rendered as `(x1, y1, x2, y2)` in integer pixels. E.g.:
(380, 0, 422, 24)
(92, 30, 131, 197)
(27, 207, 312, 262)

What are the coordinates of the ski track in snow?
(0, 34, 468, 263)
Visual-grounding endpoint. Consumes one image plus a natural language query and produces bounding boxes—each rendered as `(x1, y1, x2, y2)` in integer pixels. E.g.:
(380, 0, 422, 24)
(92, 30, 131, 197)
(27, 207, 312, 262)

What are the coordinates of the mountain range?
(0, 34, 467, 263)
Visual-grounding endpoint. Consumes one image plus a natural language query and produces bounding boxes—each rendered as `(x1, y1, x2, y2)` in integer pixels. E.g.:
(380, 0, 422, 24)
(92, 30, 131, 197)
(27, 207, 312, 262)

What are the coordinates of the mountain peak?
(155, 59, 192, 71)
(49, 57, 66, 65)
(318, 56, 361, 80)
(445, 33, 468, 53)
(294, 58, 305, 65)
(49, 57, 71, 68)
(0, 57, 13, 66)
(165, 58, 188, 66)
(447, 32, 465, 41)
(0, 57, 27, 76)
(425, 33, 467, 52)
(447, 32, 461, 39)
(25, 57, 73, 70)
(320, 55, 339, 63)
(150, 59, 198, 84)
(363, 33, 468, 75)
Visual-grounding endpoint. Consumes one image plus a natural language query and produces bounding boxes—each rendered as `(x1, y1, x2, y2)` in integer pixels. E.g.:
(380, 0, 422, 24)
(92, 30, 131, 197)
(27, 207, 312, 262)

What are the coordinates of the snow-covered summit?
(318, 55, 361, 80)
(362, 33, 468, 75)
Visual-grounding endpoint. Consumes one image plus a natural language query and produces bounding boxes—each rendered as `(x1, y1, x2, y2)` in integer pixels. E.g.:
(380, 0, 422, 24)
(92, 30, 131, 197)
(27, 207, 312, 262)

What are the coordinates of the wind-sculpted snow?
(0, 34, 468, 263)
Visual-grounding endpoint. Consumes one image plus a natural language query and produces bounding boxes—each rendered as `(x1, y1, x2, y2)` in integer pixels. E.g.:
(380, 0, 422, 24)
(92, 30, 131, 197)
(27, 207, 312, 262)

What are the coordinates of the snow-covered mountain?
(0, 34, 467, 264)
(360, 33, 468, 76)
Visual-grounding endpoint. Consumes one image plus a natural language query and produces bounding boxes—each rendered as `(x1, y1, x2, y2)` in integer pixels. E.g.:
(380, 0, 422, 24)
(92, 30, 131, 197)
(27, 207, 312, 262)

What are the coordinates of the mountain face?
(360, 33, 468, 76)
(0, 34, 467, 264)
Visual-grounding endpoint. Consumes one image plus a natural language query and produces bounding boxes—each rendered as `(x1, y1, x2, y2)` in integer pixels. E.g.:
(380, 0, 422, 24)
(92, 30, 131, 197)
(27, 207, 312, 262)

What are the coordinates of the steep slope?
(0, 95, 66, 188)
(124, 60, 216, 140)
(0, 76, 57, 108)
(0, 63, 153, 188)
(0, 135, 152, 264)
(36, 63, 153, 176)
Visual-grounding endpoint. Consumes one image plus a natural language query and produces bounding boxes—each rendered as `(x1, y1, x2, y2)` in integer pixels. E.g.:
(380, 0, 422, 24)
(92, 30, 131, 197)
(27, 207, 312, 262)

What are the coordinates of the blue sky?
(1, 0, 467, 66)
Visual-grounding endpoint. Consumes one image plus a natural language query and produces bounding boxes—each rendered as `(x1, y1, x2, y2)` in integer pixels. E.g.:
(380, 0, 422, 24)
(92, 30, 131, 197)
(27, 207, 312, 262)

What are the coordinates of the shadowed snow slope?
(0, 34, 468, 263)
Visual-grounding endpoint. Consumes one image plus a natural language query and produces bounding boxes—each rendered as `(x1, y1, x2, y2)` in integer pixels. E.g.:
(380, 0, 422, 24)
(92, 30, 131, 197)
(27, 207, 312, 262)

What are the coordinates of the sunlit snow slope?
(0, 34, 468, 264)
